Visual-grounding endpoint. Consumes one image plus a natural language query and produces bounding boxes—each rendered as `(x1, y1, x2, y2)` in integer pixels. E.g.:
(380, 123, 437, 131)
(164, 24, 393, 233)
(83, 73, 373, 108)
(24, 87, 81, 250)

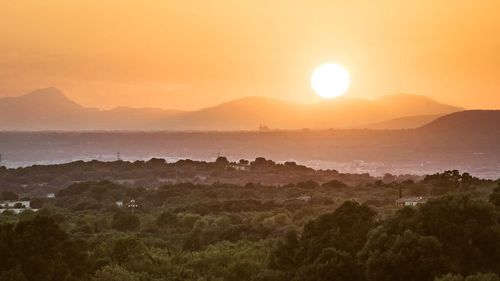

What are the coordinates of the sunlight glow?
(311, 64, 351, 99)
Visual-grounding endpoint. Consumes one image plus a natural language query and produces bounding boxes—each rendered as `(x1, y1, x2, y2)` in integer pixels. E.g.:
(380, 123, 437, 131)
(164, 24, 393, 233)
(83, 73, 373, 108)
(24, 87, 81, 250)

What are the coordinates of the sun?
(310, 63, 351, 99)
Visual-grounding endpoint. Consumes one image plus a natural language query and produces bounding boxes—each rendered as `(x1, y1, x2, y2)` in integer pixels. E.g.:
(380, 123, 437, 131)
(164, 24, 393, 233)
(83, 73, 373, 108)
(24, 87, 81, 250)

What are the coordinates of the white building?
(0, 200, 36, 214)
(1, 200, 30, 208)
(396, 196, 428, 207)
(228, 164, 249, 171)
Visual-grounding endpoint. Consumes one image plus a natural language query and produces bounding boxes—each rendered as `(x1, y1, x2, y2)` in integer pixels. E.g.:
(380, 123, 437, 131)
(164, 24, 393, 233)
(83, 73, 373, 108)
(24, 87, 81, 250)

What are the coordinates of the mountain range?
(0, 87, 463, 131)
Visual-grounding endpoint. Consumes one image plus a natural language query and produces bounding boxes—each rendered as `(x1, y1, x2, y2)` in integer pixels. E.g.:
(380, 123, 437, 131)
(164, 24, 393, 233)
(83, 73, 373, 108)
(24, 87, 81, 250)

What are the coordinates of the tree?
(436, 273, 500, 281)
(464, 273, 500, 281)
(109, 237, 148, 265)
(111, 211, 140, 232)
(156, 211, 178, 227)
(0, 216, 90, 281)
(269, 201, 377, 279)
(361, 230, 446, 281)
(322, 180, 348, 189)
(417, 195, 500, 274)
(489, 183, 500, 207)
(1, 191, 18, 201)
(269, 230, 300, 272)
(29, 198, 44, 209)
(92, 265, 140, 281)
(300, 201, 377, 258)
(296, 180, 319, 189)
(293, 248, 361, 281)
(215, 156, 229, 166)
(435, 274, 465, 281)
(0, 267, 27, 281)
(250, 157, 275, 170)
(359, 194, 500, 280)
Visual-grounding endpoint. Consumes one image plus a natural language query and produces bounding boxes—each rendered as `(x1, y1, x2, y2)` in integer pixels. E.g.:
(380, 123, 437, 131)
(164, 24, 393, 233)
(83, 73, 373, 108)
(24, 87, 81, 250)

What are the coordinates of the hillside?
(419, 110, 500, 133)
(0, 87, 463, 130)
(361, 114, 443, 130)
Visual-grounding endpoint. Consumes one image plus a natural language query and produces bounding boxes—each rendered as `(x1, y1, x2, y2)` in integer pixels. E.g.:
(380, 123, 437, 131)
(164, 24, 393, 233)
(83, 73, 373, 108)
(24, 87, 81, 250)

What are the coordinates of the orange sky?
(0, 0, 499, 110)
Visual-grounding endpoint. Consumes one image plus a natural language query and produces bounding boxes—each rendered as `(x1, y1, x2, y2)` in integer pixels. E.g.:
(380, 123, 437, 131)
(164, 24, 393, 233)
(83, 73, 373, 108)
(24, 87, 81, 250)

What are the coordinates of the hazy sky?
(0, 0, 499, 110)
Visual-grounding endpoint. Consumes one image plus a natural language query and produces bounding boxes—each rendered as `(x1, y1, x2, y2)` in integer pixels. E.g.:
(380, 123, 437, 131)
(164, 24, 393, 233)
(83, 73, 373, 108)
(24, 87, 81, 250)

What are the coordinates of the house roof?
(396, 196, 428, 203)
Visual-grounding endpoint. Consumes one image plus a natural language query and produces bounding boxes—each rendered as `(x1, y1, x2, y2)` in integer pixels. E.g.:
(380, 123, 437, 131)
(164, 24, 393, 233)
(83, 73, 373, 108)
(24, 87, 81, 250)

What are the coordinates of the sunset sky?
(0, 0, 499, 110)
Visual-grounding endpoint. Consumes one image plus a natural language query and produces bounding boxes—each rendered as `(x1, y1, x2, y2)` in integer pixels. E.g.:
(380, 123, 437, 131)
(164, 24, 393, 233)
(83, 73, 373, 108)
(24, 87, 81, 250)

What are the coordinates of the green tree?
(111, 211, 140, 232)
(489, 183, 500, 207)
(436, 273, 500, 281)
(92, 265, 140, 281)
(269, 230, 300, 272)
(0, 216, 90, 281)
(300, 201, 377, 259)
(361, 230, 446, 281)
(156, 211, 178, 227)
(0, 267, 27, 281)
(360, 194, 500, 280)
(293, 248, 362, 281)
(417, 195, 500, 274)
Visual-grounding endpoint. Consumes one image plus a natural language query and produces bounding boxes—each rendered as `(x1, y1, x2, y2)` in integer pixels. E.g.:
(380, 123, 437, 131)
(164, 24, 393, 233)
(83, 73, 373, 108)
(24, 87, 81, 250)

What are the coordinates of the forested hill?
(0, 157, 380, 196)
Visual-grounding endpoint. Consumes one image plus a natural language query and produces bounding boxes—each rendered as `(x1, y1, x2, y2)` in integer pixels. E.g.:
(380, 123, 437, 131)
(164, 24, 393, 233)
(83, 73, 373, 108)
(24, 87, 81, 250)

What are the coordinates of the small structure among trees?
(395, 196, 428, 207)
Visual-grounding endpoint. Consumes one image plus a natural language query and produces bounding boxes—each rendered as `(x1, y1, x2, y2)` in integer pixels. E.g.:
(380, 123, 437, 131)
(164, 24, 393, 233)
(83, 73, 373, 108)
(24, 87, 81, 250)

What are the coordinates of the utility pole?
(117, 151, 121, 161)
(0, 153, 2, 166)
(128, 199, 138, 215)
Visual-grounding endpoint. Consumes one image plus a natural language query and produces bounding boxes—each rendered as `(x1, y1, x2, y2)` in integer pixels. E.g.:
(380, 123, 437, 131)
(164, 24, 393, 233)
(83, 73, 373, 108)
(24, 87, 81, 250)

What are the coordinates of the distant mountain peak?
(23, 87, 66, 99)
(1, 86, 83, 111)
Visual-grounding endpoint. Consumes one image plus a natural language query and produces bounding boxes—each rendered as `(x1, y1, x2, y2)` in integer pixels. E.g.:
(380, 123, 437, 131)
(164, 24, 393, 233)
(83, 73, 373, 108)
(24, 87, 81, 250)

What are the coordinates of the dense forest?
(0, 158, 499, 280)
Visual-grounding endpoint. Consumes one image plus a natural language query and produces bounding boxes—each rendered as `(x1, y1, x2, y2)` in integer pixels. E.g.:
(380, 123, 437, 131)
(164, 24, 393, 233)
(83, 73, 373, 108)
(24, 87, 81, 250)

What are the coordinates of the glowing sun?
(311, 63, 351, 99)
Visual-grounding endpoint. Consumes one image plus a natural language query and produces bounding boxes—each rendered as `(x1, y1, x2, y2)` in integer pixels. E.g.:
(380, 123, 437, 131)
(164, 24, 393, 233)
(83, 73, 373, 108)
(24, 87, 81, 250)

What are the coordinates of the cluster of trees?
(423, 170, 486, 195)
(1, 189, 499, 281)
(0, 157, 373, 196)
(0, 216, 90, 281)
(268, 192, 500, 281)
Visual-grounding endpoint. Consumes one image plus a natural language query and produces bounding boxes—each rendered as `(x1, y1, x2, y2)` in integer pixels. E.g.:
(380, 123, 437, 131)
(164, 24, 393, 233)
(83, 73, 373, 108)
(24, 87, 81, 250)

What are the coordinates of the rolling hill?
(360, 114, 444, 130)
(419, 110, 500, 133)
(0, 87, 463, 130)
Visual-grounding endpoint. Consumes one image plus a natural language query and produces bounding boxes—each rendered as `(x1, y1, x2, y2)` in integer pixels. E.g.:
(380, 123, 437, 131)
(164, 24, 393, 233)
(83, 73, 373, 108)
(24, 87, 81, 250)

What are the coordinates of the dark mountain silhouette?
(0, 87, 91, 130)
(419, 110, 500, 133)
(0, 87, 463, 130)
